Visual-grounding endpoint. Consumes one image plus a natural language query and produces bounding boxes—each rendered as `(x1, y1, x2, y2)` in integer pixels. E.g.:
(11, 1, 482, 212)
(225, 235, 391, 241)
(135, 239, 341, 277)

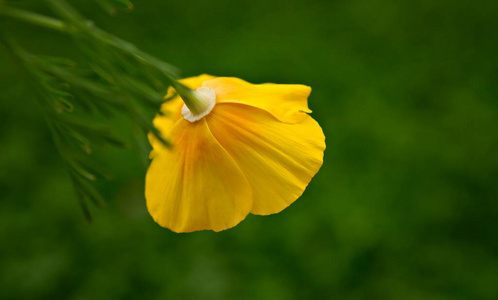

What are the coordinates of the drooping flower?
(146, 74, 325, 232)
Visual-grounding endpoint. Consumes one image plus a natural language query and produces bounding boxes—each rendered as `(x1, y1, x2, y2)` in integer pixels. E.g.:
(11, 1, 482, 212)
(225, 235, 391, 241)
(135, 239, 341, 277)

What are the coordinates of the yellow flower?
(145, 74, 325, 232)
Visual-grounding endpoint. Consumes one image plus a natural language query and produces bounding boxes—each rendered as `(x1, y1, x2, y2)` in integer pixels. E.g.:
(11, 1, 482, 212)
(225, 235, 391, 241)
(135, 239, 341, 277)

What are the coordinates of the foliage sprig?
(0, 0, 182, 220)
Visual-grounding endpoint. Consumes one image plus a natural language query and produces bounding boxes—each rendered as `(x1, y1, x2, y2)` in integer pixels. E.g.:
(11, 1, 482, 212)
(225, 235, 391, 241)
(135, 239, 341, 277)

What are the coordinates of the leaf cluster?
(0, 0, 180, 220)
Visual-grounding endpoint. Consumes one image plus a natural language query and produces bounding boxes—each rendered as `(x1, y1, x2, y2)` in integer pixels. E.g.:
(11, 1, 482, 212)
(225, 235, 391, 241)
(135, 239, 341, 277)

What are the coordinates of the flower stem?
(0, 2, 198, 113)
(0, 6, 68, 32)
(168, 80, 208, 115)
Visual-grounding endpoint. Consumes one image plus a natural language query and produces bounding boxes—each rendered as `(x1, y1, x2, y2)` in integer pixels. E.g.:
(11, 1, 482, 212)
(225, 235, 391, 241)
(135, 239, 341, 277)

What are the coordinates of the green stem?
(168, 81, 206, 114)
(0, 6, 68, 32)
(1, 2, 199, 113)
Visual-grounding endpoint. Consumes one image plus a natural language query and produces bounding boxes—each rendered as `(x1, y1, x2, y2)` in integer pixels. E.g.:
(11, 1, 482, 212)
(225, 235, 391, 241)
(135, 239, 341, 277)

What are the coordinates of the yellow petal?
(206, 103, 325, 215)
(203, 77, 312, 124)
(145, 118, 252, 232)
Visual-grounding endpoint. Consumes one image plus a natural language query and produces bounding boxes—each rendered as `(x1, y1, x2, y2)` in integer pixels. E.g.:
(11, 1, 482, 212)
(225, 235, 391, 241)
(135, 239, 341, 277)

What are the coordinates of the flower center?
(181, 87, 216, 122)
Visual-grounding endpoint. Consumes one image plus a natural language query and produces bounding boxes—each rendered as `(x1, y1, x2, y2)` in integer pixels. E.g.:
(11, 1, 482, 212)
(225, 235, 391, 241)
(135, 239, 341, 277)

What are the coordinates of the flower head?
(146, 74, 325, 232)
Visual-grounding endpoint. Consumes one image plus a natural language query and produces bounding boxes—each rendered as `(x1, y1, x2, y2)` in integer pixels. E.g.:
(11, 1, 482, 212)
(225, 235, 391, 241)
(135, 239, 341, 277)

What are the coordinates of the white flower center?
(181, 87, 216, 122)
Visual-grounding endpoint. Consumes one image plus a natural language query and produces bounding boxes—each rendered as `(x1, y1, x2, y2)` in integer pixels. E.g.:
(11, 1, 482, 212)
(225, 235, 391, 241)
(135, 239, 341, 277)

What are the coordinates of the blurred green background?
(1, 0, 498, 299)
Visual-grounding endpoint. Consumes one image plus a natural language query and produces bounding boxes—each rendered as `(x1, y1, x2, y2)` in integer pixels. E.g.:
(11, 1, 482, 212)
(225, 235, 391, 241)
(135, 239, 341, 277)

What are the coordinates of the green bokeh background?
(1, 0, 498, 299)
